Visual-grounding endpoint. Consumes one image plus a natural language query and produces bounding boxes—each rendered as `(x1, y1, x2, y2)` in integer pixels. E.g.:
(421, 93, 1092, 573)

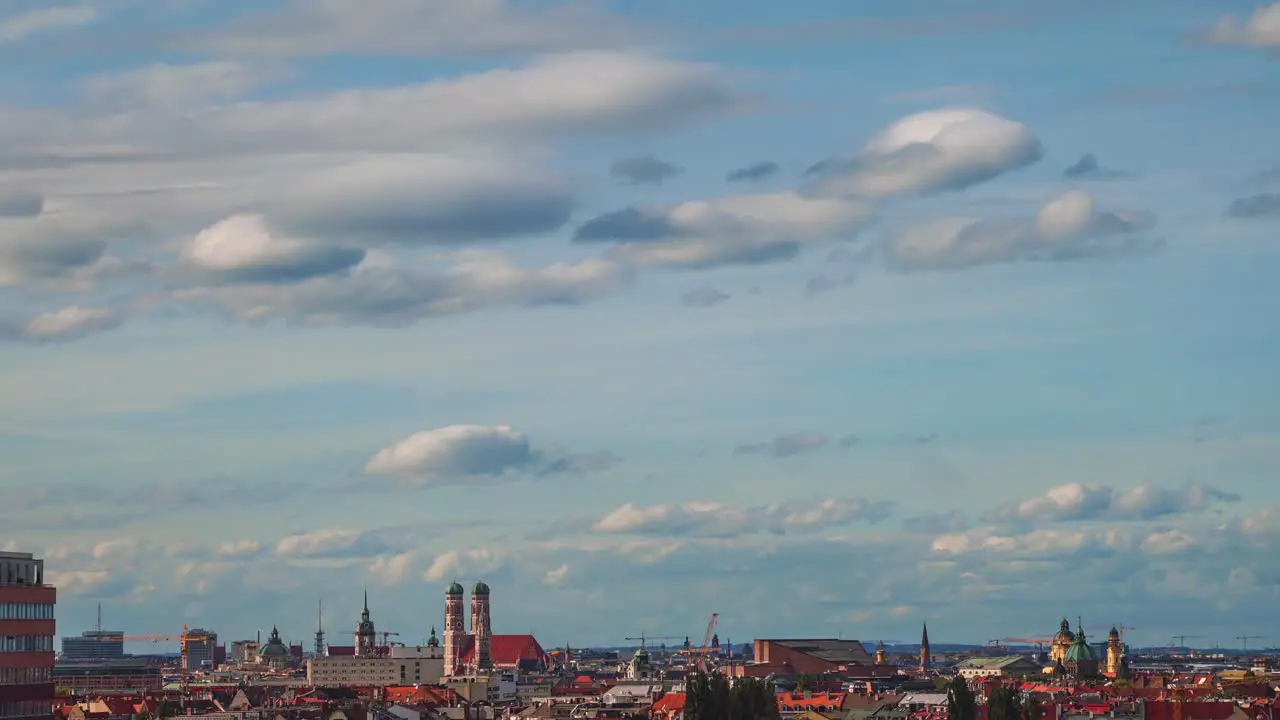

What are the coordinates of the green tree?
(795, 674, 812, 693)
(987, 687, 1022, 720)
(136, 709, 150, 720)
(684, 672, 777, 720)
(946, 677, 976, 720)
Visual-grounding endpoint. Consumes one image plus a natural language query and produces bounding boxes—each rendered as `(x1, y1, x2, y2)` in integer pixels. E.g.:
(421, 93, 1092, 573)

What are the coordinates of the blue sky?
(2, 0, 1280, 654)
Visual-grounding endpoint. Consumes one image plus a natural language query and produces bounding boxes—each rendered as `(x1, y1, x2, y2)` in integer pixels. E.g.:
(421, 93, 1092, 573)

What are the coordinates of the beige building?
(307, 645, 444, 687)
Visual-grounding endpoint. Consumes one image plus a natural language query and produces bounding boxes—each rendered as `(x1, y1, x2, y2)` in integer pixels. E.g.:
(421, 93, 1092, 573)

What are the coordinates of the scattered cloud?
(368, 552, 417, 585)
(803, 272, 855, 297)
(215, 540, 263, 559)
(180, 214, 365, 284)
(0, 4, 98, 45)
(268, 156, 574, 245)
(275, 529, 397, 559)
(734, 433, 827, 457)
(610, 156, 682, 185)
(983, 482, 1240, 524)
(806, 108, 1043, 198)
(726, 161, 781, 183)
(362, 424, 609, 487)
(174, 250, 630, 326)
(885, 190, 1158, 271)
(542, 563, 570, 586)
(1224, 193, 1280, 218)
(1063, 152, 1130, 179)
(681, 286, 730, 308)
(0, 306, 122, 344)
(593, 496, 890, 537)
(574, 191, 874, 270)
(423, 548, 501, 582)
(1200, 3, 1280, 48)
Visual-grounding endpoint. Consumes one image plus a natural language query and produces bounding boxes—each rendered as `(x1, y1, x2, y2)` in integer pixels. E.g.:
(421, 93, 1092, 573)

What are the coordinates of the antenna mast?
(314, 600, 326, 656)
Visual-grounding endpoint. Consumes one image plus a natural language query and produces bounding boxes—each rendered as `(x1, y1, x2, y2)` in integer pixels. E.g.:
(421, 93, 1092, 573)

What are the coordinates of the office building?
(0, 551, 56, 720)
(60, 632, 124, 662)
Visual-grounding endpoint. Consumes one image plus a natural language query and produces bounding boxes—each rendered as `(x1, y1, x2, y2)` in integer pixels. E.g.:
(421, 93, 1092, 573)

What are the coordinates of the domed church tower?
(470, 581, 493, 670)
(443, 582, 466, 675)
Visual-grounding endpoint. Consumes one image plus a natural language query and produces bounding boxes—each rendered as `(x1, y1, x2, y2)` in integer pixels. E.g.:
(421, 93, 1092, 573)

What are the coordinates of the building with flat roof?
(52, 659, 163, 695)
(0, 551, 56, 720)
(59, 632, 124, 662)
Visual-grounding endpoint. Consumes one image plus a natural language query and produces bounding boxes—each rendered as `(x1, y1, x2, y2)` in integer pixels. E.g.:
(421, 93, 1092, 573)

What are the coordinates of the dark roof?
(764, 639, 874, 665)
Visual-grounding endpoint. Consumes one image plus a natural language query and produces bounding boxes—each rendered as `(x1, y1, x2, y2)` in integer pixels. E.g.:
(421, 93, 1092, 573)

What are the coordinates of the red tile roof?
(458, 634, 547, 667)
(651, 693, 686, 713)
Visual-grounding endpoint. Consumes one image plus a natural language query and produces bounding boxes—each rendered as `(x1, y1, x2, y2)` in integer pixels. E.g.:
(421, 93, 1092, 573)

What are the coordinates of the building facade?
(0, 551, 56, 720)
(306, 645, 443, 687)
(184, 629, 218, 669)
(51, 660, 163, 695)
(59, 633, 123, 662)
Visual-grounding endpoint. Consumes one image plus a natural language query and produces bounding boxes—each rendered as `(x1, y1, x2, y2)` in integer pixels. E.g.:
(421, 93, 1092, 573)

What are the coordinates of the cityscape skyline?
(3, 0, 1280, 650)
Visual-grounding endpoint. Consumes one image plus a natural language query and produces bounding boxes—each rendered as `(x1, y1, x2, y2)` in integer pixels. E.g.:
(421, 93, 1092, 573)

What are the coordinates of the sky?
(2, 0, 1280, 655)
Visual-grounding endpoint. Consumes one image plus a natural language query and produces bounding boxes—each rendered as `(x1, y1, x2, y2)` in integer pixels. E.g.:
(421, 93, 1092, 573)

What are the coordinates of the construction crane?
(624, 634, 683, 650)
(1171, 634, 1201, 649)
(695, 613, 719, 672)
(1238, 635, 1264, 651)
(107, 626, 198, 700)
(1000, 637, 1054, 649)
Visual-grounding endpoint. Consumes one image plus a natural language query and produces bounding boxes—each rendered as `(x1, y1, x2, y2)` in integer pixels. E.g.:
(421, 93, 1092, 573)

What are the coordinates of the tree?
(684, 671, 777, 720)
(136, 710, 150, 720)
(795, 674, 812, 693)
(987, 687, 1022, 720)
(946, 677, 976, 720)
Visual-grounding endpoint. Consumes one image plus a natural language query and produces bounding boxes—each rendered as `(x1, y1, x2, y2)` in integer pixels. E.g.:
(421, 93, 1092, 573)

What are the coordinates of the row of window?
(0, 668, 51, 685)
(0, 604, 54, 620)
(0, 636, 54, 652)
(0, 700, 49, 719)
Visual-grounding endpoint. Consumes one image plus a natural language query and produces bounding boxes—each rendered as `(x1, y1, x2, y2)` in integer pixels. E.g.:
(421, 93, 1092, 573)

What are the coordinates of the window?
(0, 604, 54, 620)
(0, 635, 54, 652)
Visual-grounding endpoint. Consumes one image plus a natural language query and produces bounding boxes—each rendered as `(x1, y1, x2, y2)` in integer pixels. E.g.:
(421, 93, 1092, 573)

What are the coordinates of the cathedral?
(443, 581, 494, 676)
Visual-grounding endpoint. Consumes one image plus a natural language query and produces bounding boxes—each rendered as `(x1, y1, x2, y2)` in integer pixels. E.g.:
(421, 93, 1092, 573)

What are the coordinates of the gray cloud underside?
(1063, 152, 1131, 179)
(681, 286, 730, 307)
(726, 161, 781, 182)
(734, 433, 828, 457)
(610, 155, 682, 185)
(1225, 193, 1280, 218)
(0, 191, 43, 217)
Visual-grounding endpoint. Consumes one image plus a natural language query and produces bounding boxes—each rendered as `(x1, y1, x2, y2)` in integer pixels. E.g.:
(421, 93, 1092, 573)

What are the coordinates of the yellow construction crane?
(696, 613, 719, 672)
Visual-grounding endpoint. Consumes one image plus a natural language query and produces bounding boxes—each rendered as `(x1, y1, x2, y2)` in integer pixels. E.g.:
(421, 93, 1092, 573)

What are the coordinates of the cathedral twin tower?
(443, 581, 493, 675)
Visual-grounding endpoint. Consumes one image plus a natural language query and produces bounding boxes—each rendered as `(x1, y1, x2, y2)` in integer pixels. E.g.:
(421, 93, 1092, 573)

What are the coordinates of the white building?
(307, 644, 444, 687)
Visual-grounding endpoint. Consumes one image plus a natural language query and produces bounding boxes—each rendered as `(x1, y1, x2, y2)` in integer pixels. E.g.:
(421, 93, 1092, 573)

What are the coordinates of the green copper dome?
(1064, 624, 1096, 663)
(473, 581, 490, 596)
(446, 582, 465, 595)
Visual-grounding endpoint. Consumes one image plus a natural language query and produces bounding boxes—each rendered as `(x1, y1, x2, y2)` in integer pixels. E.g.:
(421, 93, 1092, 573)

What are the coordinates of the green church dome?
(1065, 625, 1097, 663)
(472, 581, 490, 596)
(446, 582, 465, 595)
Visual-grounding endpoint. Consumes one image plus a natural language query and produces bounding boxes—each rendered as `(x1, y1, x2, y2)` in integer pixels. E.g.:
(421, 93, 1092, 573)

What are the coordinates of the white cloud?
(276, 529, 393, 558)
(423, 548, 501, 582)
(930, 526, 1124, 558)
(1204, 3, 1280, 47)
(174, 250, 629, 326)
(181, 214, 364, 284)
(2, 306, 121, 343)
(808, 108, 1042, 198)
(593, 497, 889, 537)
(574, 191, 874, 269)
(984, 482, 1239, 523)
(10, 53, 737, 161)
(368, 552, 417, 586)
(542, 563, 570, 586)
(364, 425, 537, 480)
(0, 4, 97, 45)
(886, 190, 1157, 271)
(215, 540, 262, 559)
(1141, 529, 1197, 556)
(45, 569, 110, 595)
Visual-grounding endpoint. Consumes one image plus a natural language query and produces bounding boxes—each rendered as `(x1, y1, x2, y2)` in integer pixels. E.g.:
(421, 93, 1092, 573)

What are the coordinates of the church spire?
(919, 621, 932, 670)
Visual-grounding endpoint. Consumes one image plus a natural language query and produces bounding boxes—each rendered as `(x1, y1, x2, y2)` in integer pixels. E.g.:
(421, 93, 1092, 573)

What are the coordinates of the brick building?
(0, 551, 56, 720)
